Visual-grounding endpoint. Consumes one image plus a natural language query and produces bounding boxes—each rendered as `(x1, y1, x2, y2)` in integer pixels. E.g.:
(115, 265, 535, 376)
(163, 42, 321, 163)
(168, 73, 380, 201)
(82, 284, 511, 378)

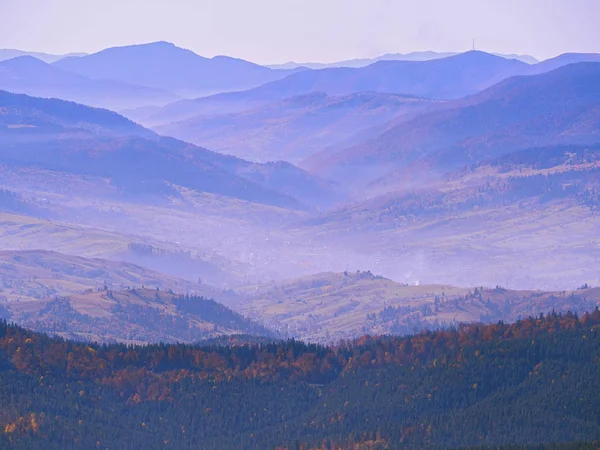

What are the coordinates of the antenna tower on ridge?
(472, 38, 475, 51)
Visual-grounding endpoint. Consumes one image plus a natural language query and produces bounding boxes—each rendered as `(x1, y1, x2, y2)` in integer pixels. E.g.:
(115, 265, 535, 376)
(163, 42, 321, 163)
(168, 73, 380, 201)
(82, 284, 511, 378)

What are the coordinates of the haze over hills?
(0, 56, 180, 110)
(267, 50, 539, 70)
(3, 40, 600, 346)
(0, 90, 337, 210)
(53, 41, 305, 98)
(260, 50, 526, 100)
(154, 92, 439, 163)
(305, 62, 600, 187)
(0, 212, 256, 288)
(0, 48, 87, 63)
(127, 51, 600, 132)
(125, 51, 530, 129)
(4, 55, 600, 292)
(0, 249, 224, 302)
(4, 1, 600, 446)
(530, 52, 600, 74)
(146, 55, 600, 193)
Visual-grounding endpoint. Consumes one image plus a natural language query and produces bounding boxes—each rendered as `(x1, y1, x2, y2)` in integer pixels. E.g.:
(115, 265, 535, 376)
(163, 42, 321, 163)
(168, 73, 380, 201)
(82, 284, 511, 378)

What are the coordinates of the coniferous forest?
(0, 311, 599, 449)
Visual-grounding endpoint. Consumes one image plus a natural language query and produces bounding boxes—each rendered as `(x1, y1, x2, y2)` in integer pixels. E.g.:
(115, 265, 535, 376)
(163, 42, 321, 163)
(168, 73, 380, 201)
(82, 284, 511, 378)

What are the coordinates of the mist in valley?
(3, 1, 600, 448)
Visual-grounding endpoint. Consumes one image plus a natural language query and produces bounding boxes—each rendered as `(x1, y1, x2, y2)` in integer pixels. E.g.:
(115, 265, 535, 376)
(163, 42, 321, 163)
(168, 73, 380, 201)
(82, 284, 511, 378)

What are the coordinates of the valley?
(2, 43, 600, 344)
(2, 4, 600, 448)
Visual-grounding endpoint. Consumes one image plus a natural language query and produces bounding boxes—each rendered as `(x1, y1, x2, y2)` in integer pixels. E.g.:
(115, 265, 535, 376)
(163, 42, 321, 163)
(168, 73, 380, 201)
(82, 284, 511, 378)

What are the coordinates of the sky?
(0, 0, 599, 64)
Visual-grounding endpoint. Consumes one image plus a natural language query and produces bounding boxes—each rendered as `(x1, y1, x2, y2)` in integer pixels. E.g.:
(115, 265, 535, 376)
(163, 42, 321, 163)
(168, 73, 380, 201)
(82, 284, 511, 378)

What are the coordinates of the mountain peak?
(448, 50, 525, 64)
(93, 41, 203, 57)
(0, 55, 49, 68)
(52, 42, 290, 96)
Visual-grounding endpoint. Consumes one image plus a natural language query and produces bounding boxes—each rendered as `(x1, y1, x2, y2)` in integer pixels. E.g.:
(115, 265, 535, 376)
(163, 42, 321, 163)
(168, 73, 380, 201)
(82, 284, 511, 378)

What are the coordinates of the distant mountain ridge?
(219, 51, 529, 100)
(53, 41, 306, 98)
(267, 51, 539, 69)
(304, 62, 600, 187)
(130, 51, 531, 127)
(0, 48, 87, 63)
(0, 56, 180, 110)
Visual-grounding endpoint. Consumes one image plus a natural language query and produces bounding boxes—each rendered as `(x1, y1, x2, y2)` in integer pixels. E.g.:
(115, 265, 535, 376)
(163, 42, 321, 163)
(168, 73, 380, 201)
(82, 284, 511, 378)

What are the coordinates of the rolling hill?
(0, 90, 337, 209)
(235, 271, 600, 342)
(0, 211, 255, 288)
(0, 249, 227, 303)
(2, 287, 272, 344)
(0, 56, 180, 110)
(0, 249, 275, 343)
(154, 92, 438, 163)
(53, 41, 303, 98)
(304, 62, 600, 187)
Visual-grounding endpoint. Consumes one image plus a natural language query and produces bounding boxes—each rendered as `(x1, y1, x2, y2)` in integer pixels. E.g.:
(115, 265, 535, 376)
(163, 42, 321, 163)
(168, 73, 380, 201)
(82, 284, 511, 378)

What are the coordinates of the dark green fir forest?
(0, 311, 599, 449)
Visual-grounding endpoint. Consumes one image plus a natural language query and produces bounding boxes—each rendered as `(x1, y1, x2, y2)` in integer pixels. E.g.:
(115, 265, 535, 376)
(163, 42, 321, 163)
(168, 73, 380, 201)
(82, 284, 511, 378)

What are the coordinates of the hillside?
(0, 90, 337, 210)
(0, 250, 266, 343)
(53, 41, 301, 97)
(0, 212, 256, 288)
(0, 314, 599, 448)
(0, 250, 265, 344)
(155, 92, 437, 164)
(0, 56, 179, 110)
(2, 287, 272, 344)
(0, 249, 228, 303)
(236, 271, 600, 342)
(304, 62, 600, 187)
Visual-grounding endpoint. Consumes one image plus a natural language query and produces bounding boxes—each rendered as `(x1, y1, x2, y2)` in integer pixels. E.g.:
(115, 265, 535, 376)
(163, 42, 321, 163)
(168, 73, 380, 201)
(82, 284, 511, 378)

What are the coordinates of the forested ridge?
(0, 310, 600, 449)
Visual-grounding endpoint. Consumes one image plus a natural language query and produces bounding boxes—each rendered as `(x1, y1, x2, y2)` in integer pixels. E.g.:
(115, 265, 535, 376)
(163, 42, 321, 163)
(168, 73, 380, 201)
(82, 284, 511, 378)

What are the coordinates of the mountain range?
(0, 42, 309, 110)
(3, 42, 600, 328)
(126, 51, 533, 129)
(303, 62, 600, 188)
(53, 41, 304, 98)
(267, 50, 539, 70)
(128, 51, 600, 179)
(130, 51, 600, 133)
(0, 56, 180, 110)
(0, 48, 87, 63)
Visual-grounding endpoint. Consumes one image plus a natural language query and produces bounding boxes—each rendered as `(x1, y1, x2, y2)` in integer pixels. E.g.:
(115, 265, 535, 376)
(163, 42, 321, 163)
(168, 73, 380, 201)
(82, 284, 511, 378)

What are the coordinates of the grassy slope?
(4, 287, 269, 344)
(0, 249, 225, 302)
(237, 271, 600, 342)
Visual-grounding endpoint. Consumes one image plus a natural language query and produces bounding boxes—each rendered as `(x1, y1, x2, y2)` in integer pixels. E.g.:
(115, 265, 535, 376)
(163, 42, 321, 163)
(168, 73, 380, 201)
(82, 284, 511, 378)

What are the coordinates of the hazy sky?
(1, 0, 599, 63)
